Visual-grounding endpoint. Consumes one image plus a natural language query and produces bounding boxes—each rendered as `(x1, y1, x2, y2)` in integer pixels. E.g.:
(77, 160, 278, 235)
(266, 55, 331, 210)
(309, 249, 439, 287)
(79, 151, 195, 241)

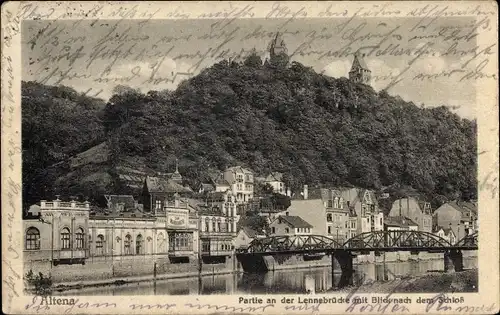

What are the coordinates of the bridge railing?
(238, 231, 478, 254)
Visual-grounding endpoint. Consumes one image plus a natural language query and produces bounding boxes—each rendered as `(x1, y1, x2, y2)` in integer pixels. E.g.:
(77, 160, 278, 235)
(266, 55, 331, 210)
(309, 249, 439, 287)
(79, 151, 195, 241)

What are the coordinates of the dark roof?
(385, 216, 418, 227)
(434, 226, 455, 236)
(105, 195, 136, 210)
(201, 183, 215, 191)
(145, 176, 191, 193)
(351, 53, 370, 71)
(276, 215, 313, 228)
(265, 172, 283, 182)
(242, 226, 262, 238)
(197, 205, 224, 216)
(206, 191, 227, 201)
(449, 201, 477, 215)
(214, 174, 230, 186)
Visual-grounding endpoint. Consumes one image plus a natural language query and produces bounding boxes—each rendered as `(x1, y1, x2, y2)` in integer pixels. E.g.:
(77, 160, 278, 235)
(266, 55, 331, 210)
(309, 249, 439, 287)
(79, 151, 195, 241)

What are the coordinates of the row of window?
(270, 227, 311, 234)
(326, 213, 348, 222)
(168, 233, 193, 251)
(204, 220, 234, 233)
(25, 227, 85, 250)
(326, 198, 344, 209)
(201, 242, 233, 252)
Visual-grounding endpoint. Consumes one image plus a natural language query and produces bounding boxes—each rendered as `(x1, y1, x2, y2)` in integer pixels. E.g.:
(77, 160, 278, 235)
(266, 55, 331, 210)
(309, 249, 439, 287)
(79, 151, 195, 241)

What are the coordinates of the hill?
(21, 55, 477, 208)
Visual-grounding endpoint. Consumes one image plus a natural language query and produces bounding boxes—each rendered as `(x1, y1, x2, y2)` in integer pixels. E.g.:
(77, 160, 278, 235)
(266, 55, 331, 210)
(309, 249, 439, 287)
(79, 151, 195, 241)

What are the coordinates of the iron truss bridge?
(236, 231, 478, 255)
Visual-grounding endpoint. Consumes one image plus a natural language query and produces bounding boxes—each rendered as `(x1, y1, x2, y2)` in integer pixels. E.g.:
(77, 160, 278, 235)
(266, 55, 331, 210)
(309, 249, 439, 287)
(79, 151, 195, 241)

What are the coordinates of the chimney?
(303, 185, 308, 200)
(174, 193, 180, 208)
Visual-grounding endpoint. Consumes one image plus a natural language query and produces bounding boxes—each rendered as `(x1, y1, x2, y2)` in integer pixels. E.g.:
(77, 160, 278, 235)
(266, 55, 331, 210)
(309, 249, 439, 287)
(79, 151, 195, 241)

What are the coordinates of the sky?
(22, 16, 487, 119)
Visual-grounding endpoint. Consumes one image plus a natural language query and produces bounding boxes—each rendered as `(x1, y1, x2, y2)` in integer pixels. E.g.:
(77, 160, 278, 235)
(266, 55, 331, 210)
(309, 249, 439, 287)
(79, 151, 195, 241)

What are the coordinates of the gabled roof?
(274, 215, 313, 228)
(448, 201, 477, 215)
(265, 172, 283, 182)
(320, 188, 342, 201)
(200, 183, 215, 191)
(434, 225, 456, 236)
(105, 195, 136, 210)
(214, 175, 230, 186)
(145, 176, 191, 193)
(351, 52, 370, 71)
(225, 166, 253, 174)
(242, 226, 262, 238)
(384, 216, 418, 227)
(206, 191, 230, 202)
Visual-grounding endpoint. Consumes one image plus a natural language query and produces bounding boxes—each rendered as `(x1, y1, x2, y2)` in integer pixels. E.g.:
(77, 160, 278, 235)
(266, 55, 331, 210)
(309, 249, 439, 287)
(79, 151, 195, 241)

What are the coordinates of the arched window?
(26, 227, 40, 250)
(136, 234, 143, 255)
(96, 234, 104, 256)
(75, 228, 85, 249)
(61, 228, 71, 249)
(157, 233, 165, 253)
(205, 218, 209, 232)
(124, 234, 132, 255)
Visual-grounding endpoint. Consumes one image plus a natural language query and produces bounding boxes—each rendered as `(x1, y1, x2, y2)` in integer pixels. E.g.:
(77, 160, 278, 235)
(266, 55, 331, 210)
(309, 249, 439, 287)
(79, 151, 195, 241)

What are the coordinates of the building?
(24, 198, 90, 266)
(24, 195, 201, 267)
(264, 172, 286, 195)
(141, 174, 193, 213)
(323, 188, 350, 242)
(434, 226, 457, 244)
(269, 215, 312, 236)
(198, 183, 215, 194)
(349, 52, 371, 85)
(389, 197, 433, 232)
(279, 186, 326, 236)
(234, 227, 266, 250)
(433, 201, 478, 240)
(103, 195, 139, 212)
(196, 191, 239, 258)
(89, 193, 199, 262)
(213, 175, 231, 193)
(266, 32, 289, 68)
(384, 216, 419, 231)
(221, 166, 254, 204)
(340, 187, 384, 235)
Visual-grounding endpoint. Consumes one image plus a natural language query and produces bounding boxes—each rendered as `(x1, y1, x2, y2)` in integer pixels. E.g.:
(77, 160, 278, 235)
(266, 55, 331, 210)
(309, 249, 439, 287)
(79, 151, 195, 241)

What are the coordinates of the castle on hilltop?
(265, 32, 372, 85)
(349, 52, 371, 85)
(264, 32, 290, 68)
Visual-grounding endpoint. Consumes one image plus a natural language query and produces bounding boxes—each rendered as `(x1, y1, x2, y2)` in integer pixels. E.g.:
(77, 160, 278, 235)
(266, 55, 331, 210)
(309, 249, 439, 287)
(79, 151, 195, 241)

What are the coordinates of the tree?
(243, 52, 263, 68)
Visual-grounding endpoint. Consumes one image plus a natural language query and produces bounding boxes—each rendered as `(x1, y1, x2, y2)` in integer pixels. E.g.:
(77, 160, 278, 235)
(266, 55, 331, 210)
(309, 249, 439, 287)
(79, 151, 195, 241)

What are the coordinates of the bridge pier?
(444, 250, 463, 272)
(333, 251, 355, 289)
(236, 255, 269, 272)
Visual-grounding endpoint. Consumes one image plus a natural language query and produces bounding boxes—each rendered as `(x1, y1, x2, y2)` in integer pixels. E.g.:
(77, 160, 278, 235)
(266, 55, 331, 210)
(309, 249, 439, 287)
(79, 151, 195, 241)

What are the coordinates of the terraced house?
(433, 200, 478, 240)
(340, 187, 385, 235)
(221, 166, 254, 204)
(195, 191, 239, 261)
(389, 197, 433, 233)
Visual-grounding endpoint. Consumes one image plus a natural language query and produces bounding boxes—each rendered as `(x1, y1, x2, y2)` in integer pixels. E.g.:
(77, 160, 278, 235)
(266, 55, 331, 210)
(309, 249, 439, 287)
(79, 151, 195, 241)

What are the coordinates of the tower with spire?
(266, 32, 289, 68)
(349, 52, 371, 85)
(170, 159, 183, 184)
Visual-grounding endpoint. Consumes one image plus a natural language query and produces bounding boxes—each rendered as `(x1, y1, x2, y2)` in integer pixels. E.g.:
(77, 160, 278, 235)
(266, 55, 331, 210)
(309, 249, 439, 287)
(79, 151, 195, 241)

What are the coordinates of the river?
(57, 257, 477, 296)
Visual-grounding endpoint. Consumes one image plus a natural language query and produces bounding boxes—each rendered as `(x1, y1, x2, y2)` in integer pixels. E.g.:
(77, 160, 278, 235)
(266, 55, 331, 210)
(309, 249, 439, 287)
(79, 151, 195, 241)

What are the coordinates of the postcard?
(2, 1, 499, 314)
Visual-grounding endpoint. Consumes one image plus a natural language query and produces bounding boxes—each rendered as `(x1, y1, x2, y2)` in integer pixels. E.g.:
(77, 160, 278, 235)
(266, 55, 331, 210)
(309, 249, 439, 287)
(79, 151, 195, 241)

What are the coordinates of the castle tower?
(268, 32, 288, 57)
(267, 32, 289, 68)
(349, 52, 371, 85)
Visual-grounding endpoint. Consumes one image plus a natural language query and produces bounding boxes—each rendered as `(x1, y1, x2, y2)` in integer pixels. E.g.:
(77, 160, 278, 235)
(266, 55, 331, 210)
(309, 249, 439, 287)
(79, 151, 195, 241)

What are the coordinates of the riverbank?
(330, 269, 478, 294)
(26, 252, 477, 293)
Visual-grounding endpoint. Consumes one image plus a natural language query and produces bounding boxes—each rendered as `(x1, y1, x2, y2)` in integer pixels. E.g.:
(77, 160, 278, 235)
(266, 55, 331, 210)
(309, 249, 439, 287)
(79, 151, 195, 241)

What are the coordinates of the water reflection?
(59, 257, 477, 296)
